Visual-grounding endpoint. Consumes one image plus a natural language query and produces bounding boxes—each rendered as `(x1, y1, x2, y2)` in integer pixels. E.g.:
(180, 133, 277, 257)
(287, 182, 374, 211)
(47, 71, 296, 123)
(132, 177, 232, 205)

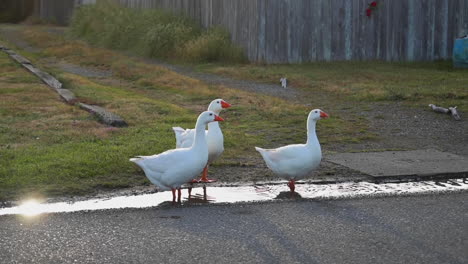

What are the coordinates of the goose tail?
(255, 147, 265, 153)
(172, 127, 185, 148)
(129, 157, 139, 163)
(255, 147, 268, 159)
(255, 147, 273, 162)
(130, 156, 145, 164)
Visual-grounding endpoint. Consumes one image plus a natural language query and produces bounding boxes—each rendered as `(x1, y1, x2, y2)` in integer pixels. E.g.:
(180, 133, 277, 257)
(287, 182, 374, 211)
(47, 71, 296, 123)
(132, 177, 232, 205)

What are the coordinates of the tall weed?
(179, 27, 247, 63)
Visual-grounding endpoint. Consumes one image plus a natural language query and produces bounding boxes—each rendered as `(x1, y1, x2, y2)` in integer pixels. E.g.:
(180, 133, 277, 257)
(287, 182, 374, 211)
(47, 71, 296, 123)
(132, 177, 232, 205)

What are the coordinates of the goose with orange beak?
(255, 109, 329, 193)
(131, 111, 224, 203)
(173, 99, 232, 182)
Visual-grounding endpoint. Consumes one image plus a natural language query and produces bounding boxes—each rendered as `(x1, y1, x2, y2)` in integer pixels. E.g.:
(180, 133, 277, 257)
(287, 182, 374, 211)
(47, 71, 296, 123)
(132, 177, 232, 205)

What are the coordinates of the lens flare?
(17, 199, 42, 216)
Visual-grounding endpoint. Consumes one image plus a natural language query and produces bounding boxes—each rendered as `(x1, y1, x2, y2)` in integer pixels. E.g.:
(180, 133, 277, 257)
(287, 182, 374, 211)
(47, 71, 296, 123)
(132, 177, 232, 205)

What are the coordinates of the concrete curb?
(1, 44, 127, 127)
(78, 103, 128, 127)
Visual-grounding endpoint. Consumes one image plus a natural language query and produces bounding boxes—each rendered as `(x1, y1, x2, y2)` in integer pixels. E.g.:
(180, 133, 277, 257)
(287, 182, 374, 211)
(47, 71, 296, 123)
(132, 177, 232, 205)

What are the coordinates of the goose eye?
(209, 113, 213, 116)
(315, 111, 318, 113)
(217, 101, 220, 104)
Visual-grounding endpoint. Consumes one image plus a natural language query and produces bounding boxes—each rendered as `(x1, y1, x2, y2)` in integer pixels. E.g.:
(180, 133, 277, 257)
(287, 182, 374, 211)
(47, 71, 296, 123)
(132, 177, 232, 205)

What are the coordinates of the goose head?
(306, 109, 328, 146)
(208, 99, 231, 114)
(198, 110, 224, 125)
(308, 109, 329, 122)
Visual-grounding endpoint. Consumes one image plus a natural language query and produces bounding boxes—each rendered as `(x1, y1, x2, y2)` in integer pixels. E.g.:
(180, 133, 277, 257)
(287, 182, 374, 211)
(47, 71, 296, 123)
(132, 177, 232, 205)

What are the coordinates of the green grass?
(0, 50, 190, 200)
(11, 23, 466, 201)
(1, 19, 466, 203)
(197, 61, 468, 111)
(2, 30, 360, 201)
(69, 0, 246, 63)
(6, 21, 465, 203)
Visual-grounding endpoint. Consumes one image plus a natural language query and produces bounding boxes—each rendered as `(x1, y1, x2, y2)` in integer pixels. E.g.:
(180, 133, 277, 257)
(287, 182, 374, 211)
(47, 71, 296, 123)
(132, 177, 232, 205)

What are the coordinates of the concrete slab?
(78, 103, 128, 127)
(327, 150, 468, 179)
(56, 88, 77, 104)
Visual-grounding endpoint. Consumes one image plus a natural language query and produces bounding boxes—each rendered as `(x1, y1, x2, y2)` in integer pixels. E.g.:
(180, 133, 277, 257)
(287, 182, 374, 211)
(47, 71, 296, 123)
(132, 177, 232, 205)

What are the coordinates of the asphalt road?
(1, 192, 467, 264)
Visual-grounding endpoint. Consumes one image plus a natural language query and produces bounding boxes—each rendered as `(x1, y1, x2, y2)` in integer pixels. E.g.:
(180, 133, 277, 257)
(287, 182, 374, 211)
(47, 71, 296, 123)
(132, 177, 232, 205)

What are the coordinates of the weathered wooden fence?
(33, 0, 96, 25)
(0, 0, 35, 23)
(36, 0, 468, 63)
(33, 0, 76, 25)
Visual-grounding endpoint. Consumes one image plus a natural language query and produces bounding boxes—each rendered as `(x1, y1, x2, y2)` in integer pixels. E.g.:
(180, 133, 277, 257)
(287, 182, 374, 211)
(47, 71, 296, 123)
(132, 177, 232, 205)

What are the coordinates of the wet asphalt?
(0, 192, 467, 264)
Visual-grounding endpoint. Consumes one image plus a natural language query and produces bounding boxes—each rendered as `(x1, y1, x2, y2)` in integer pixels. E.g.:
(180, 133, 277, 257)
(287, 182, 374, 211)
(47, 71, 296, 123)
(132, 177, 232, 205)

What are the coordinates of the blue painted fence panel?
(453, 37, 468, 68)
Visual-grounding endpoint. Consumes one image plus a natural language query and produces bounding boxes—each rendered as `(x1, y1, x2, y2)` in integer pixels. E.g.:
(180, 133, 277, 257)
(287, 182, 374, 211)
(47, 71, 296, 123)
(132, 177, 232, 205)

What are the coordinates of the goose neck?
(192, 120, 208, 149)
(306, 120, 319, 146)
(208, 121, 220, 131)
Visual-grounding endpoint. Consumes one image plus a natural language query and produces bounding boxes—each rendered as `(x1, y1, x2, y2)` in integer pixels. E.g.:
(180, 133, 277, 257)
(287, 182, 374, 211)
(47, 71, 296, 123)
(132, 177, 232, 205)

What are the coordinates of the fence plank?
(37, 0, 468, 63)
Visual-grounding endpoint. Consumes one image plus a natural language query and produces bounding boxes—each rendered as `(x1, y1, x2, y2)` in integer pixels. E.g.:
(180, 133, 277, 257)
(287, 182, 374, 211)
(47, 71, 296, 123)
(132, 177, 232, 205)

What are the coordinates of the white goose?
(130, 111, 224, 203)
(255, 109, 329, 192)
(172, 99, 231, 182)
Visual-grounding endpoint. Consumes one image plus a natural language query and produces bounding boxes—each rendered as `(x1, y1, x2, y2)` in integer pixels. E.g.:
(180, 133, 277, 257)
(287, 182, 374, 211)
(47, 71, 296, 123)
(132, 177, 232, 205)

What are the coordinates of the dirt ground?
(1, 25, 467, 192)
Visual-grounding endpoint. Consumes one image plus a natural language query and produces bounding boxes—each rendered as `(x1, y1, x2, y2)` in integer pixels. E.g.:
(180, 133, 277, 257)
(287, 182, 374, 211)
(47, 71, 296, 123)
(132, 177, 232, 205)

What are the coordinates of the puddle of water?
(0, 180, 467, 216)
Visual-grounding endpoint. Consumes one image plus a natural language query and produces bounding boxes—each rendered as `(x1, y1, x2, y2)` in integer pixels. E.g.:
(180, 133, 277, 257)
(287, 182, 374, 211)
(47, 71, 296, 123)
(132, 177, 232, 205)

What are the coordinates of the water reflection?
(187, 186, 212, 204)
(0, 179, 466, 216)
(275, 192, 302, 199)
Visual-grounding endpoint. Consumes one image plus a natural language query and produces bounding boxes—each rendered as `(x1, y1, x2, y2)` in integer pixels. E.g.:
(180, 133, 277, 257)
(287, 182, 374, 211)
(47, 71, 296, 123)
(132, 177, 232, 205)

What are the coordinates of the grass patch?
(198, 61, 468, 111)
(177, 27, 246, 63)
(0, 51, 198, 201)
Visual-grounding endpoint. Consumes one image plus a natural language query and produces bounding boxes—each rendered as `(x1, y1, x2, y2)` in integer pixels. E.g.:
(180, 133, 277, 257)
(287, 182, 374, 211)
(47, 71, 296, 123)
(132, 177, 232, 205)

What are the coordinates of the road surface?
(0, 192, 467, 264)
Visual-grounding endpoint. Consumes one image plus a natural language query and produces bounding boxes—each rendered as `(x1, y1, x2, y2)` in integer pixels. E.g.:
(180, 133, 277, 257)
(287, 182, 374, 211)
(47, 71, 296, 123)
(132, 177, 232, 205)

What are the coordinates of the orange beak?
(214, 115, 224, 122)
(221, 101, 231, 108)
(320, 111, 329, 118)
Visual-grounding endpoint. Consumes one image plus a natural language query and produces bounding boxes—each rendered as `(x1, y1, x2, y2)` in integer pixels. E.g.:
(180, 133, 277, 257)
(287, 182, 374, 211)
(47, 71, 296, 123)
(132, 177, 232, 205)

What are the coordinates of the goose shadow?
(275, 191, 303, 200)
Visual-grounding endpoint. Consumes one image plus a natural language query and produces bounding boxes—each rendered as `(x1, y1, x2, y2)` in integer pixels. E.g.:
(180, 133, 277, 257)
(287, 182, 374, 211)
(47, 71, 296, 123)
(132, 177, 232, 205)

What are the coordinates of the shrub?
(69, 1, 245, 63)
(179, 27, 247, 63)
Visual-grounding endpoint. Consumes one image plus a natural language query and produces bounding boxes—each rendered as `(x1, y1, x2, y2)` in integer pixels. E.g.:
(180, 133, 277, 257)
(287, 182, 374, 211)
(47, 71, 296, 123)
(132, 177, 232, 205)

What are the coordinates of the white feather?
(255, 109, 328, 181)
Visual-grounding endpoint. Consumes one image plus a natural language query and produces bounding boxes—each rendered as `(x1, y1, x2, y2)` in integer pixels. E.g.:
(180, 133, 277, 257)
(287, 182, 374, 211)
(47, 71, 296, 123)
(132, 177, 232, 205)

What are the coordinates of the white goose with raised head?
(172, 99, 231, 182)
(255, 109, 329, 192)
